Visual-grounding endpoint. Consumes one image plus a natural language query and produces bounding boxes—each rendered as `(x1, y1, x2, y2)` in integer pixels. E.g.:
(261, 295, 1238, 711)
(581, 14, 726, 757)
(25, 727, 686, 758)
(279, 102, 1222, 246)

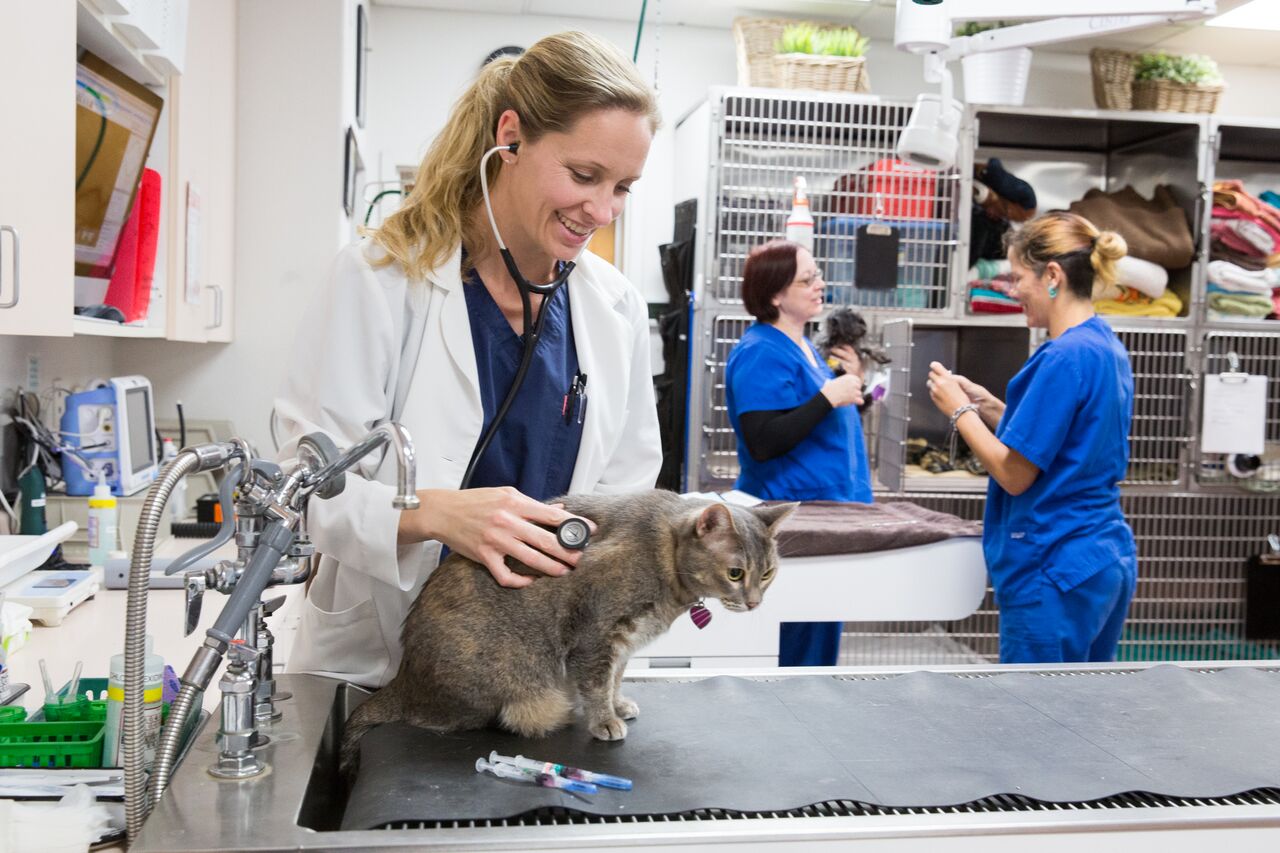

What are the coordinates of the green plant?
(1134, 52, 1222, 85)
(776, 23, 868, 58)
(954, 20, 1015, 37)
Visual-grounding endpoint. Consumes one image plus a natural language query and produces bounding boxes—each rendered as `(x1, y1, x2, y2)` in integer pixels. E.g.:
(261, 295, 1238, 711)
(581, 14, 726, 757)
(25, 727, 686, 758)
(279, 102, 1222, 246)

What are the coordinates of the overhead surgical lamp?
(893, 0, 1219, 170)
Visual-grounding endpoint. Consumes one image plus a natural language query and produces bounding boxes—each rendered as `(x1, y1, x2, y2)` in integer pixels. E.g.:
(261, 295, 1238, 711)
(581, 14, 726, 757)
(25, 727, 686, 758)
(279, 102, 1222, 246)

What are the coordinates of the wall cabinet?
(0, 0, 234, 342)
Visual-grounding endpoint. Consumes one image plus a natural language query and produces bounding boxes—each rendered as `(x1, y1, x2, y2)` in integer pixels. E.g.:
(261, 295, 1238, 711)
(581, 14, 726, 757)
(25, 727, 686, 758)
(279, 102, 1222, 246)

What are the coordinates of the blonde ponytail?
(367, 32, 660, 281)
(1006, 211, 1128, 301)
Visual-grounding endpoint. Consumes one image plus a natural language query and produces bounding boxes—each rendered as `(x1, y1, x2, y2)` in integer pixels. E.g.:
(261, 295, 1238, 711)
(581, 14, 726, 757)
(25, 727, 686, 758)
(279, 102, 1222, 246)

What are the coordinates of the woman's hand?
(399, 487, 594, 589)
(927, 362, 972, 416)
(828, 344, 864, 379)
(927, 361, 1004, 427)
(821, 373, 865, 408)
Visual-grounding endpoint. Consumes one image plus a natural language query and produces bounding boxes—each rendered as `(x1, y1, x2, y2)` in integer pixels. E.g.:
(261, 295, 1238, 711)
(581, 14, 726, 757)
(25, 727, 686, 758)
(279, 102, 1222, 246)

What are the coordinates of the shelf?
(76, 0, 165, 88)
(72, 316, 165, 338)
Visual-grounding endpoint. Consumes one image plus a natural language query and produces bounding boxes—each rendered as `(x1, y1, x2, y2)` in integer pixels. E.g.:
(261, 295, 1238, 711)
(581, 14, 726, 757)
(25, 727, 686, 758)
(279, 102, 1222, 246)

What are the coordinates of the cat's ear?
(752, 502, 799, 533)
(695, 502, 736, 538)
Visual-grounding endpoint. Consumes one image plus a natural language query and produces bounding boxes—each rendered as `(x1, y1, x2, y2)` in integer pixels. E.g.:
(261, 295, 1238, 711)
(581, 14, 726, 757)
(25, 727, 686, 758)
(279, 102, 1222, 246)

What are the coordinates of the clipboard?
(854, 194, 899, 291)
(1201, 352, 1268, 455)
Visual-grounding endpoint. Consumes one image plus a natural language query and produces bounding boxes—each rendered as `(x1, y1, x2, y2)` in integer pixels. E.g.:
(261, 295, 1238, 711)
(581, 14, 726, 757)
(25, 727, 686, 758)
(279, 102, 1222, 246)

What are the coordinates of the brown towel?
(1068, 185, 1195, 269)
(773, 500, 982, 559)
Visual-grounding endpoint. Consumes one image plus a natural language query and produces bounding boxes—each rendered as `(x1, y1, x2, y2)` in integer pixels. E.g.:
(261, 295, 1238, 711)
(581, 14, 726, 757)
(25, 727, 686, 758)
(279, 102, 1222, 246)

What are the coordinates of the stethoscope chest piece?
(556, 517, 591, 550)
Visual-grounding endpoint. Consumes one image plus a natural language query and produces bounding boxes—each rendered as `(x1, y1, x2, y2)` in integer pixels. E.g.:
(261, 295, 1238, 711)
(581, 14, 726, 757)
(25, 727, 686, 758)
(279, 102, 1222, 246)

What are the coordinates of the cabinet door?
(166, 0, 236, 342)
(0, 1, 75, 336)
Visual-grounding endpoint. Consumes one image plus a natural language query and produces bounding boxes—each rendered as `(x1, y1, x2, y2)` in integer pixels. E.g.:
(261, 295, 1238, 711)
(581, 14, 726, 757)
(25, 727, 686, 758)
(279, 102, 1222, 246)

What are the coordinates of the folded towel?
(1207, 308, 1274, 322)
(1208, 260, 1280, 295)
(1208, 291, 1273, 317)
(972, 258, 1012, 281)
(1210, 238, 1270, 270)
(1211, 221, 1268, 258)
(1094, 288, 1183, 318)
(1214, 181, 1280, 237)
(1262, 190, 1280, 211)
(1217, 216, 1276, 254)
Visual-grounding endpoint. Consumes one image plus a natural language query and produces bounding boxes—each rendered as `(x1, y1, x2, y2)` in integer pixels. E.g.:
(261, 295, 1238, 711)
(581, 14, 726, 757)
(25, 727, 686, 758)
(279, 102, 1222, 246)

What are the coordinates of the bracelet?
(949, 403, 980, 429)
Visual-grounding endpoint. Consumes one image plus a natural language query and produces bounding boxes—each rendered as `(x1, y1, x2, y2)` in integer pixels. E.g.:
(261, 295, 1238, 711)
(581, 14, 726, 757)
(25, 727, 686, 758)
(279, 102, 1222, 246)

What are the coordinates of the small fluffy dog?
(817, 308, 890, 375)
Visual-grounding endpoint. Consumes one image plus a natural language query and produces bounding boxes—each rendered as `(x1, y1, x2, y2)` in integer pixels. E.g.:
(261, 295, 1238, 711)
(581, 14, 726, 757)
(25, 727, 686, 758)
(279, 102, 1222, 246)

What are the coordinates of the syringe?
(475, 757, 598, 795)
(490, 750, 633, 791)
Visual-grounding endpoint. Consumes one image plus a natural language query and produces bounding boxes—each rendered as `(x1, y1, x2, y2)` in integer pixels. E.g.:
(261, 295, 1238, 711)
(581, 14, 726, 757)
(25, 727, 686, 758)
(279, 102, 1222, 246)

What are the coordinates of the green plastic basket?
(0, 705, 26, 724)
(0, 719, 105, 768)
(33, 678, 109, 722)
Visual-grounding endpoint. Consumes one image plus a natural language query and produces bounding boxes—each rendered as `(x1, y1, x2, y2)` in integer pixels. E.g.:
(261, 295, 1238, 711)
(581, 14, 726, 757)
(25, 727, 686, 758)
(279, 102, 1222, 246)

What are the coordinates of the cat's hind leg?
(498, 685, 574, 738)
(570, 649, 629, 740)
(612, 658, 639, 720)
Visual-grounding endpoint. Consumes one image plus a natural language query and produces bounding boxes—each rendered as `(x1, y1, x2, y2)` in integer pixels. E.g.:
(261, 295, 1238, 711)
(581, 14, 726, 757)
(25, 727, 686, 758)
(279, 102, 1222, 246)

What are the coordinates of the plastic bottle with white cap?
(87, 477, 119, 568)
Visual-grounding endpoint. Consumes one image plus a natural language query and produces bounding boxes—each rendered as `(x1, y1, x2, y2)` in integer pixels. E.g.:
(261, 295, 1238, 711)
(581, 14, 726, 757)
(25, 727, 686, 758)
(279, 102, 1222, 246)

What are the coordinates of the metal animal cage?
(682, 89, 962, 491)
(1113, 328, 1194, 486)
(1199, 331, 1280, 491)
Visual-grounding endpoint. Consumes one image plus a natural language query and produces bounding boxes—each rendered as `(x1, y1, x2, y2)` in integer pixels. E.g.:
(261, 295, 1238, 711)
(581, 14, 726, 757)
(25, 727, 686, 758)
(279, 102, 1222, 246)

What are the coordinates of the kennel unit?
(1202, 117, 1280, 331)
(678, 87, 963, 492)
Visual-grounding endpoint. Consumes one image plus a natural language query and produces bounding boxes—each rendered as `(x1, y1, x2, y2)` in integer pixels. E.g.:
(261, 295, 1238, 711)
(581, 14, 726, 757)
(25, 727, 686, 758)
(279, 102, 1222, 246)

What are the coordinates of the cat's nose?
(746, 600, 760, 610)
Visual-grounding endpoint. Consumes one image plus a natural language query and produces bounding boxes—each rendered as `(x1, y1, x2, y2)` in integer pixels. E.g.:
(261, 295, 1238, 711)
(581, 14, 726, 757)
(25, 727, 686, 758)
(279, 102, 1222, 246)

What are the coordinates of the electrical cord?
(363, 189, 402, 225)
(75, 81, 108, 191)
(633, 0, 648, 61)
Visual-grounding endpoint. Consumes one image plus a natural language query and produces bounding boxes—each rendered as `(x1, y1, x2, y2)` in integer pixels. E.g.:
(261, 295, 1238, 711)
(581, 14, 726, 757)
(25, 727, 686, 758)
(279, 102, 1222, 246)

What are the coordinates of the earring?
(1048, 285, 1059, 299)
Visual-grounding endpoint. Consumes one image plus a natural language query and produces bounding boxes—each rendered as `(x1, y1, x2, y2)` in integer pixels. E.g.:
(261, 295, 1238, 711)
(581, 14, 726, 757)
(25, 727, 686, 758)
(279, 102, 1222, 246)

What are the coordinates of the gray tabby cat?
(340, 489, 795, 772)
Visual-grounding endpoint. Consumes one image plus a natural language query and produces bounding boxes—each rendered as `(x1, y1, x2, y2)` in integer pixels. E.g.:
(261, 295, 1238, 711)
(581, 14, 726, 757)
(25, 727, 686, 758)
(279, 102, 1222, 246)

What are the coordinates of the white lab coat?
(274, 239, 661, 687)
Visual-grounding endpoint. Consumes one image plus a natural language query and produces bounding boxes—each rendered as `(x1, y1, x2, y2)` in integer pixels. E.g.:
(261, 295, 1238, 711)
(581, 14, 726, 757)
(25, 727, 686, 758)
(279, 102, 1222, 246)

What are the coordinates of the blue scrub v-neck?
(463, 268, 583, 501)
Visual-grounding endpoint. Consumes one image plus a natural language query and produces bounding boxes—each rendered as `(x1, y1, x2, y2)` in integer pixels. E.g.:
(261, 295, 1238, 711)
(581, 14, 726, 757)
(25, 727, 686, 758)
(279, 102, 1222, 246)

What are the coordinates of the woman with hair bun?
(927, 211, 1137, 663)
(275, 31, 663, 687)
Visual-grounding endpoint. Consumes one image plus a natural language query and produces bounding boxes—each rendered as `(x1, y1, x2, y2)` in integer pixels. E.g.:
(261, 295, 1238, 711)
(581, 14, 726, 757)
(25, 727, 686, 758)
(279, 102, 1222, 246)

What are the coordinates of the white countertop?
(3, 539, 304, 714)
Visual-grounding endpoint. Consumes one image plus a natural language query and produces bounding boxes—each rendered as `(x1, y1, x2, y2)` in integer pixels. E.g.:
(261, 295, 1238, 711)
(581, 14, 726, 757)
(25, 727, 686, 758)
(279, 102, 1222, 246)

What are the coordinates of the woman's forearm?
(954, 410, 1038, 495)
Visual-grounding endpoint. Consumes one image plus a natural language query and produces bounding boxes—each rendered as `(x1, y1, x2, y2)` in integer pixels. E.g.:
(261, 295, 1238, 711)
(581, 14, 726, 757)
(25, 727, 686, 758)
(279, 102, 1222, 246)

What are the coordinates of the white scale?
(0, 521, 101, 626)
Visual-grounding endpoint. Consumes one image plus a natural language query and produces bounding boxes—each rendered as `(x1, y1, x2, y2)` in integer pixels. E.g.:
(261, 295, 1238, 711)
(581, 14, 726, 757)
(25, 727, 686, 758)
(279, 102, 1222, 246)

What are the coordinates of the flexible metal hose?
(149, 682, 201, 805)
(124, 451, 201, 844)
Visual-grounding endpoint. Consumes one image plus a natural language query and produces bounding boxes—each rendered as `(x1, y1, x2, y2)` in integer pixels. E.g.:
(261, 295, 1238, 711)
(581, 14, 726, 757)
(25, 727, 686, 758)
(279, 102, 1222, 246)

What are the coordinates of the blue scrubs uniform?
(987, 316, 1137, 663)
(464, 270, 583, 501)
(725, 322, 873, 667)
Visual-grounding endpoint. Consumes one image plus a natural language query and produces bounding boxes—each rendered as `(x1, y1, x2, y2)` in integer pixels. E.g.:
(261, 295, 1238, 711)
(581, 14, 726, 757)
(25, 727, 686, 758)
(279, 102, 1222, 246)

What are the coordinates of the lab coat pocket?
(291, 594, 389, 683)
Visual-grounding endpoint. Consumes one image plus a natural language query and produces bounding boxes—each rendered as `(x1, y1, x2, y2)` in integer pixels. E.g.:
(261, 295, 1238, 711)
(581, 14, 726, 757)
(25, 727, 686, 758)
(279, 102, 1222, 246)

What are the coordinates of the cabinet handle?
(0, 225, 18, 310)
(204, 284, 223, 329)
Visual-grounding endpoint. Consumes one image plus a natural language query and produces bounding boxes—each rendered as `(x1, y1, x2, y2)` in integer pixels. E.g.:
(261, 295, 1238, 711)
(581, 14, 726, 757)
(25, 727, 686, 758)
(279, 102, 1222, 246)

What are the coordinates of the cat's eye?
(727, 567, 745, 582)
(761, 570, 773, 582)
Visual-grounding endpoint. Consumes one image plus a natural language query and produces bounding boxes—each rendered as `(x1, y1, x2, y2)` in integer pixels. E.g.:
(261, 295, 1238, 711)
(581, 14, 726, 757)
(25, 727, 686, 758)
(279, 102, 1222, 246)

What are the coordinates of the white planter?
(962, 47, 1033, 106)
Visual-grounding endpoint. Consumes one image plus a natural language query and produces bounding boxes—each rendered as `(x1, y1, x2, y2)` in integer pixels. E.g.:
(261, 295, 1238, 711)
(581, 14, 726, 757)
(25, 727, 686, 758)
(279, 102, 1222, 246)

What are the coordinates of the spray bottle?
(786, 175, 815, 252)
(87, 474, 119, 568)
(104, 635, 164, 768)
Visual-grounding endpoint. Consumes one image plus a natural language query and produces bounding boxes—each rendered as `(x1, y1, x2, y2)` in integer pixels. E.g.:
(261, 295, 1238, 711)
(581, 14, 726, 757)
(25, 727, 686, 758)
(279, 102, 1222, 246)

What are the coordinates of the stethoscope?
(464, 142, 589, 551)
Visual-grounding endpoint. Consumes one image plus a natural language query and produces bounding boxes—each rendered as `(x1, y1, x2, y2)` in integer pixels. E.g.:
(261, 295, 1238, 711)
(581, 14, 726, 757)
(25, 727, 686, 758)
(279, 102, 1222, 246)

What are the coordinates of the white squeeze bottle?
(786, 175, 815, 252)
(104, 635, 165, 768)
(87, 477, 119, 568)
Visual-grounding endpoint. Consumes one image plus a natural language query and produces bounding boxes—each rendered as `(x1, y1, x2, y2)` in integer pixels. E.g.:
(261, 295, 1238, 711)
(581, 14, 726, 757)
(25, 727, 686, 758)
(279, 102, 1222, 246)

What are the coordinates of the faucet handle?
(184, 570, 208, 637)
(261, 595, 286, 617)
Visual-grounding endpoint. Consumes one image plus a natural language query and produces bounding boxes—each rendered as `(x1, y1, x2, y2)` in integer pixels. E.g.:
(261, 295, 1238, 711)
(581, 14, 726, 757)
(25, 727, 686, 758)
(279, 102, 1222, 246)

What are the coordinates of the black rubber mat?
(342, 666, 1280, 830)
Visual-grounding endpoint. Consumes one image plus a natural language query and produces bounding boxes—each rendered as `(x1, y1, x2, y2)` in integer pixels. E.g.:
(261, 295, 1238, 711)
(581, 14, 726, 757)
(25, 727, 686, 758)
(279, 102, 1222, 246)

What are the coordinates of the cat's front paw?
(613, 696, 640, 720)
(589, 716, 628, 741)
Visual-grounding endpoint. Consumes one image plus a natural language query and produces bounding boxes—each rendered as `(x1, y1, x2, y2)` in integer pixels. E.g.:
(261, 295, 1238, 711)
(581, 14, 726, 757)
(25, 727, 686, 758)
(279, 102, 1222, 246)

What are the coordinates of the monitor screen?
(125, 385, 155, 474)
(74, 50, 164, 278)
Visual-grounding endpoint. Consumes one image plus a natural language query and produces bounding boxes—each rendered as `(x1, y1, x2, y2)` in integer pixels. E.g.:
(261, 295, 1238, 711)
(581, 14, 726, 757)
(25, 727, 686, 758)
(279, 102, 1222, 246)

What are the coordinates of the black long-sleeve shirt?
(738, 392, 833, 463)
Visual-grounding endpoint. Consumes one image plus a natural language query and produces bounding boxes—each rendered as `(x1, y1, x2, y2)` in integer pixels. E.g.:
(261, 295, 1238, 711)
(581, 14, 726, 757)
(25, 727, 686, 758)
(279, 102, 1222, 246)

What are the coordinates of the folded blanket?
(1113, 255, 1168, 299)
(1069, 185, 1194, 269)
(1207, 260, 1280, 295)
(1207, 308, 1274, 322)
(972, 258, 1012, 281)
(1095, 288, 1183, 317)
(1211, 206, 1280, 247)
(1214, 216, 1276, 254)
(773, 500, 982, 558)
(1214, 180, 1280, 237)
(1263, 190, 1280, 211)
(1211, 221, 1267, 258)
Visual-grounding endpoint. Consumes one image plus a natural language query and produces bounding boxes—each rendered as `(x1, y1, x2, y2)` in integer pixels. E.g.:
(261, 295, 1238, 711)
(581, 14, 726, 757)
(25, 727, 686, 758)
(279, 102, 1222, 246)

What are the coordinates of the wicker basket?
(1090, 48, 1135, 110)
(772, 54, 867, 94)
(733, 17, 870, 92)
(1131, 77, 1223, 113)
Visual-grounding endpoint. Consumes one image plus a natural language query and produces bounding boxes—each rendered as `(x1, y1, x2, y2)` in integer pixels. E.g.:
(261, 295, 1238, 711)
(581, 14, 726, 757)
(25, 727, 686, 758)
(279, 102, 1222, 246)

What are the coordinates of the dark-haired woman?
(927, 211, 1137, 663)
(725, 239, 871, 666)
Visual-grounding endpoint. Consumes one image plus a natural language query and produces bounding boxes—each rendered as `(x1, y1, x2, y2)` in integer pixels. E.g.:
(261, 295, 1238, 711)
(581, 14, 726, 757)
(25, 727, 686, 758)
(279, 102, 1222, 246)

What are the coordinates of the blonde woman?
(275, 32, 662, 687)
(927, 212, 1137, 664)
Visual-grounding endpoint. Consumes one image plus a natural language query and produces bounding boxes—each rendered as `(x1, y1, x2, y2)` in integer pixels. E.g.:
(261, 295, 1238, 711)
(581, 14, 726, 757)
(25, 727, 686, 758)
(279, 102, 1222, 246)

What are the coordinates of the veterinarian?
(927, 211, 1137, 664)
(274, 32, 663, 688)
(724, 238, 872, 667)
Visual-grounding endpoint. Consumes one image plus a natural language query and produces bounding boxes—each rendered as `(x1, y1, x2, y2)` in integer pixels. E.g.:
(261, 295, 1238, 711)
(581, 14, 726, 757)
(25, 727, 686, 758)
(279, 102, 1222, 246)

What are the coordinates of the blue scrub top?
(987, 315, 1137, 606)
(725, 322, 872, 503)
(463, 269, 583, 502)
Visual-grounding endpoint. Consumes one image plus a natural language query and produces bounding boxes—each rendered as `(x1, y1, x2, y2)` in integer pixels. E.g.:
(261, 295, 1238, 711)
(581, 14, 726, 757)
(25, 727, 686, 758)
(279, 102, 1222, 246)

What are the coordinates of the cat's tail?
(339, 687, 402, 779)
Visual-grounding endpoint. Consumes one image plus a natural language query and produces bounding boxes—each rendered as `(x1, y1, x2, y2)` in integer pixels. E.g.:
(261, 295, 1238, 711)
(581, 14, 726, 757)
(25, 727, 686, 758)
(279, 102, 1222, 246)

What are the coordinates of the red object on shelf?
(104, 167, 161, 323)
(833, 158, 938, 221)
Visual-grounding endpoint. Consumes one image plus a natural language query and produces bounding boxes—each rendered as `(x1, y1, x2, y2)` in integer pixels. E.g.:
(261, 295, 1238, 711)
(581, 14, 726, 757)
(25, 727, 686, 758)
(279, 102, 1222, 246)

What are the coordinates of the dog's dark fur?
(339, 490, 795, 774)
(818, 307, 890, 373)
